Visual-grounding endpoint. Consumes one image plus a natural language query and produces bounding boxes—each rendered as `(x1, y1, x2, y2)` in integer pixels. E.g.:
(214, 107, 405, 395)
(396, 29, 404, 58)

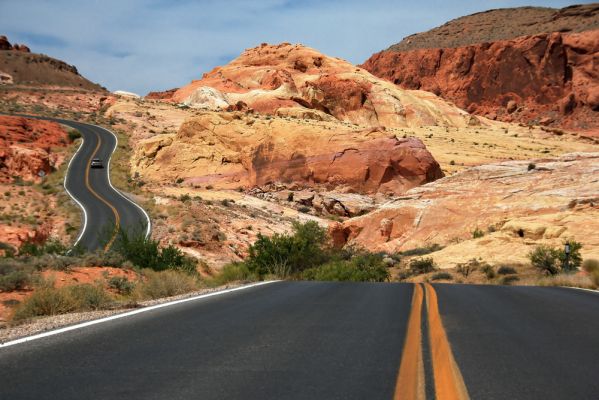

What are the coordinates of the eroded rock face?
(0, 35, 31, 52)
(0, 116, 70, 182)
(330, 153, 599, 266)
(362, 29, 599, 131)
(170, 43, 475, 128)
(133, 111, 443, 195)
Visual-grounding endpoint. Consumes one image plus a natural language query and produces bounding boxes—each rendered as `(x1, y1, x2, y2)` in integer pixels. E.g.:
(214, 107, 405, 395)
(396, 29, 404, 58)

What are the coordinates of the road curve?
(6, 114, 150, 251)
(0, 282, 598, 399)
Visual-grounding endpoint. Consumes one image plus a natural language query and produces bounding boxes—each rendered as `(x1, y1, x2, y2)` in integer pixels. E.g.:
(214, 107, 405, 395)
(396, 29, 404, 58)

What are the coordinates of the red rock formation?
(169, 43, 475, 129)
(145, 88, 178, 100)
(362, 30, 599, 132)
(0, 35, 31, 52)
(0, 116, 70, 182)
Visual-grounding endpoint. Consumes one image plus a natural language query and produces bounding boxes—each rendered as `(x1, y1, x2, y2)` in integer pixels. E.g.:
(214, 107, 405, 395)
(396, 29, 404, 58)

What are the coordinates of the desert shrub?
(135, 269, 198, 299)
(13, 284, 111, 321)
(0, 241, 15, 258)
(409, 257, 437, 274)
(30, 254, 77, 271)
(208, 262, 256, 286)
(499, 275, 519, 285)
(0, 270, 32, 291)
(431, 271, 453, 281)
(179, 194, 191, 203)
(528, 163, 536, 171)
(529, 245, 560, 275)
(481, 264, 495, 279)
(401, 243, 444, 257)
(497, 266, 517, 275)
(246, 221, 328, 277)
(19, 239, 67, 256)
(80, 251, 127, 268)
(472, 228, 485, 239)
(455, 263, 474, 277)
(558, 240, 583, 271)
(67, 129, 81, 142)
(529, 241, 582, 275)
(108, 276, 135, 295)
(113, 229, 195, 273)
(302, 253, 389, 282)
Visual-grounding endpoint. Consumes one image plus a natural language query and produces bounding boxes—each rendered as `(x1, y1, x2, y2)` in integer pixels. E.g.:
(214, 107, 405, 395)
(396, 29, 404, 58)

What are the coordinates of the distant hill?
(388, 3, 599, 51)
(0, 35, 104, 90)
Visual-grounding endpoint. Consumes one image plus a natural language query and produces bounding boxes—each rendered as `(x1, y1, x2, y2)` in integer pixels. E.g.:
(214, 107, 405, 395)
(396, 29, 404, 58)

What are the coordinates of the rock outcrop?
(169, 43, 476, 129)
(133, 111, 443, 195)
(330, 153, 599, 267)
(0, 35, 103, 90)
(362, 5, 599, 132)
(145, 88, 179, 100)
(0, 116, 70, 182)
(0, 35, 31, 52)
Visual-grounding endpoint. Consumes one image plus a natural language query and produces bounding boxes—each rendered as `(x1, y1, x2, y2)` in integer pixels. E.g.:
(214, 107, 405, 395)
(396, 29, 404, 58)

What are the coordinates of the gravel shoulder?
(0, 283, 245, 344)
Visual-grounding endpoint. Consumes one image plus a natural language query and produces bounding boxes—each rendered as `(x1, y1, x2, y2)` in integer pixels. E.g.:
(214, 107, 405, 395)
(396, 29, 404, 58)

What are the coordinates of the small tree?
(557, 240, 582, 271)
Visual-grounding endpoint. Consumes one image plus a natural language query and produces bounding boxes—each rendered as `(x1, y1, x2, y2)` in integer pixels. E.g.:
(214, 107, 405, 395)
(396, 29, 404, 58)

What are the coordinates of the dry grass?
(537, 273, 597, 290)
(133, 269, 199, 300)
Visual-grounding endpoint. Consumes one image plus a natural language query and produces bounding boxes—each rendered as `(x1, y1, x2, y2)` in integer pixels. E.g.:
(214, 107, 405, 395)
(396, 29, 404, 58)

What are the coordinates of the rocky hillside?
(0, 35, 104, 90)
(0, 116, 71, 183)
(166, 43, 478, 129)
(362, 4, 599, 132)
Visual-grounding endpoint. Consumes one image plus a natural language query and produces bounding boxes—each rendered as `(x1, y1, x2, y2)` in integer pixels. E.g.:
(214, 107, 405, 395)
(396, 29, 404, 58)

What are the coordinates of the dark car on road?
(90, 158, 104, 169)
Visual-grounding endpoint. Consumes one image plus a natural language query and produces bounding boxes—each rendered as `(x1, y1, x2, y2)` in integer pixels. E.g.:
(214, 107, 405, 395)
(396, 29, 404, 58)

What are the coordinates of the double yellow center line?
(395, 283, 470, 400)
(84, 130, 121, 252)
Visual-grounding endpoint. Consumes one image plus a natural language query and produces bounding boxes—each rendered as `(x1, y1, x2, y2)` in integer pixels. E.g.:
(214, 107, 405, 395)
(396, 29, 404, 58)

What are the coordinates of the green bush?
(497, 266, 517, 275)
(431, 271, 453, 281)
(67, 129, 81, 142)
(13, 284, 111, 321)
(481, 264, 495, 279)
(113, 229, 195, 273)
(409, 257, 437, 274)
(19, 239, 67, 256)
(135, 269, 198, 299)
(529, 241, 582, 275)
(246, 221, 328, 277)
(302, 253, 389, 282)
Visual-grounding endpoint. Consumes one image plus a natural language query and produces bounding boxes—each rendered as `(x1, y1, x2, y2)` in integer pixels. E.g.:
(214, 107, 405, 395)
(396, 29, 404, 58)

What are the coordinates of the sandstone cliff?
(362, 5, 599, 132)
(133, 111, 443, 195)
(168, 43, 477, 129)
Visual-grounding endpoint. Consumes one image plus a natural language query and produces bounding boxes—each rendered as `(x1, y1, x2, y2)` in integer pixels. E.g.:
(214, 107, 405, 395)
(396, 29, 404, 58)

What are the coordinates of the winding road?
(1, 282, 598, 399)
(9, 115, 150, 251)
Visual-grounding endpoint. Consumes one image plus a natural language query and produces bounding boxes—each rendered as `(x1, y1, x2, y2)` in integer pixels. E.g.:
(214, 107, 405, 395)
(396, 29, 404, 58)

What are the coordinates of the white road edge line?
(92, 123, 152, 239)
(62, 135, 88, 249)
(0, 281, 278, 348)
(563, 286, 599, 294)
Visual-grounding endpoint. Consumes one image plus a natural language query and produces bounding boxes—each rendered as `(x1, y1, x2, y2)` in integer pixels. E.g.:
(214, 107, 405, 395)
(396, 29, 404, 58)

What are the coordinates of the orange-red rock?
(0, 116, 70, 182)
(170, 43, 476, 129)
(362, 29, 599, 132)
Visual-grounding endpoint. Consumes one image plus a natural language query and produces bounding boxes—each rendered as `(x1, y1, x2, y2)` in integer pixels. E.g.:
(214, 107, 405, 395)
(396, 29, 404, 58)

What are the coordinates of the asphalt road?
(5, 114, 150, 251)
(0, 282, 597, 399)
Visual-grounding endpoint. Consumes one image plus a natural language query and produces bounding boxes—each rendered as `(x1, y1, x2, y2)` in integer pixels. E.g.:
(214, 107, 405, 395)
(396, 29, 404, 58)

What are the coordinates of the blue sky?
(0, 0, 590, 94)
